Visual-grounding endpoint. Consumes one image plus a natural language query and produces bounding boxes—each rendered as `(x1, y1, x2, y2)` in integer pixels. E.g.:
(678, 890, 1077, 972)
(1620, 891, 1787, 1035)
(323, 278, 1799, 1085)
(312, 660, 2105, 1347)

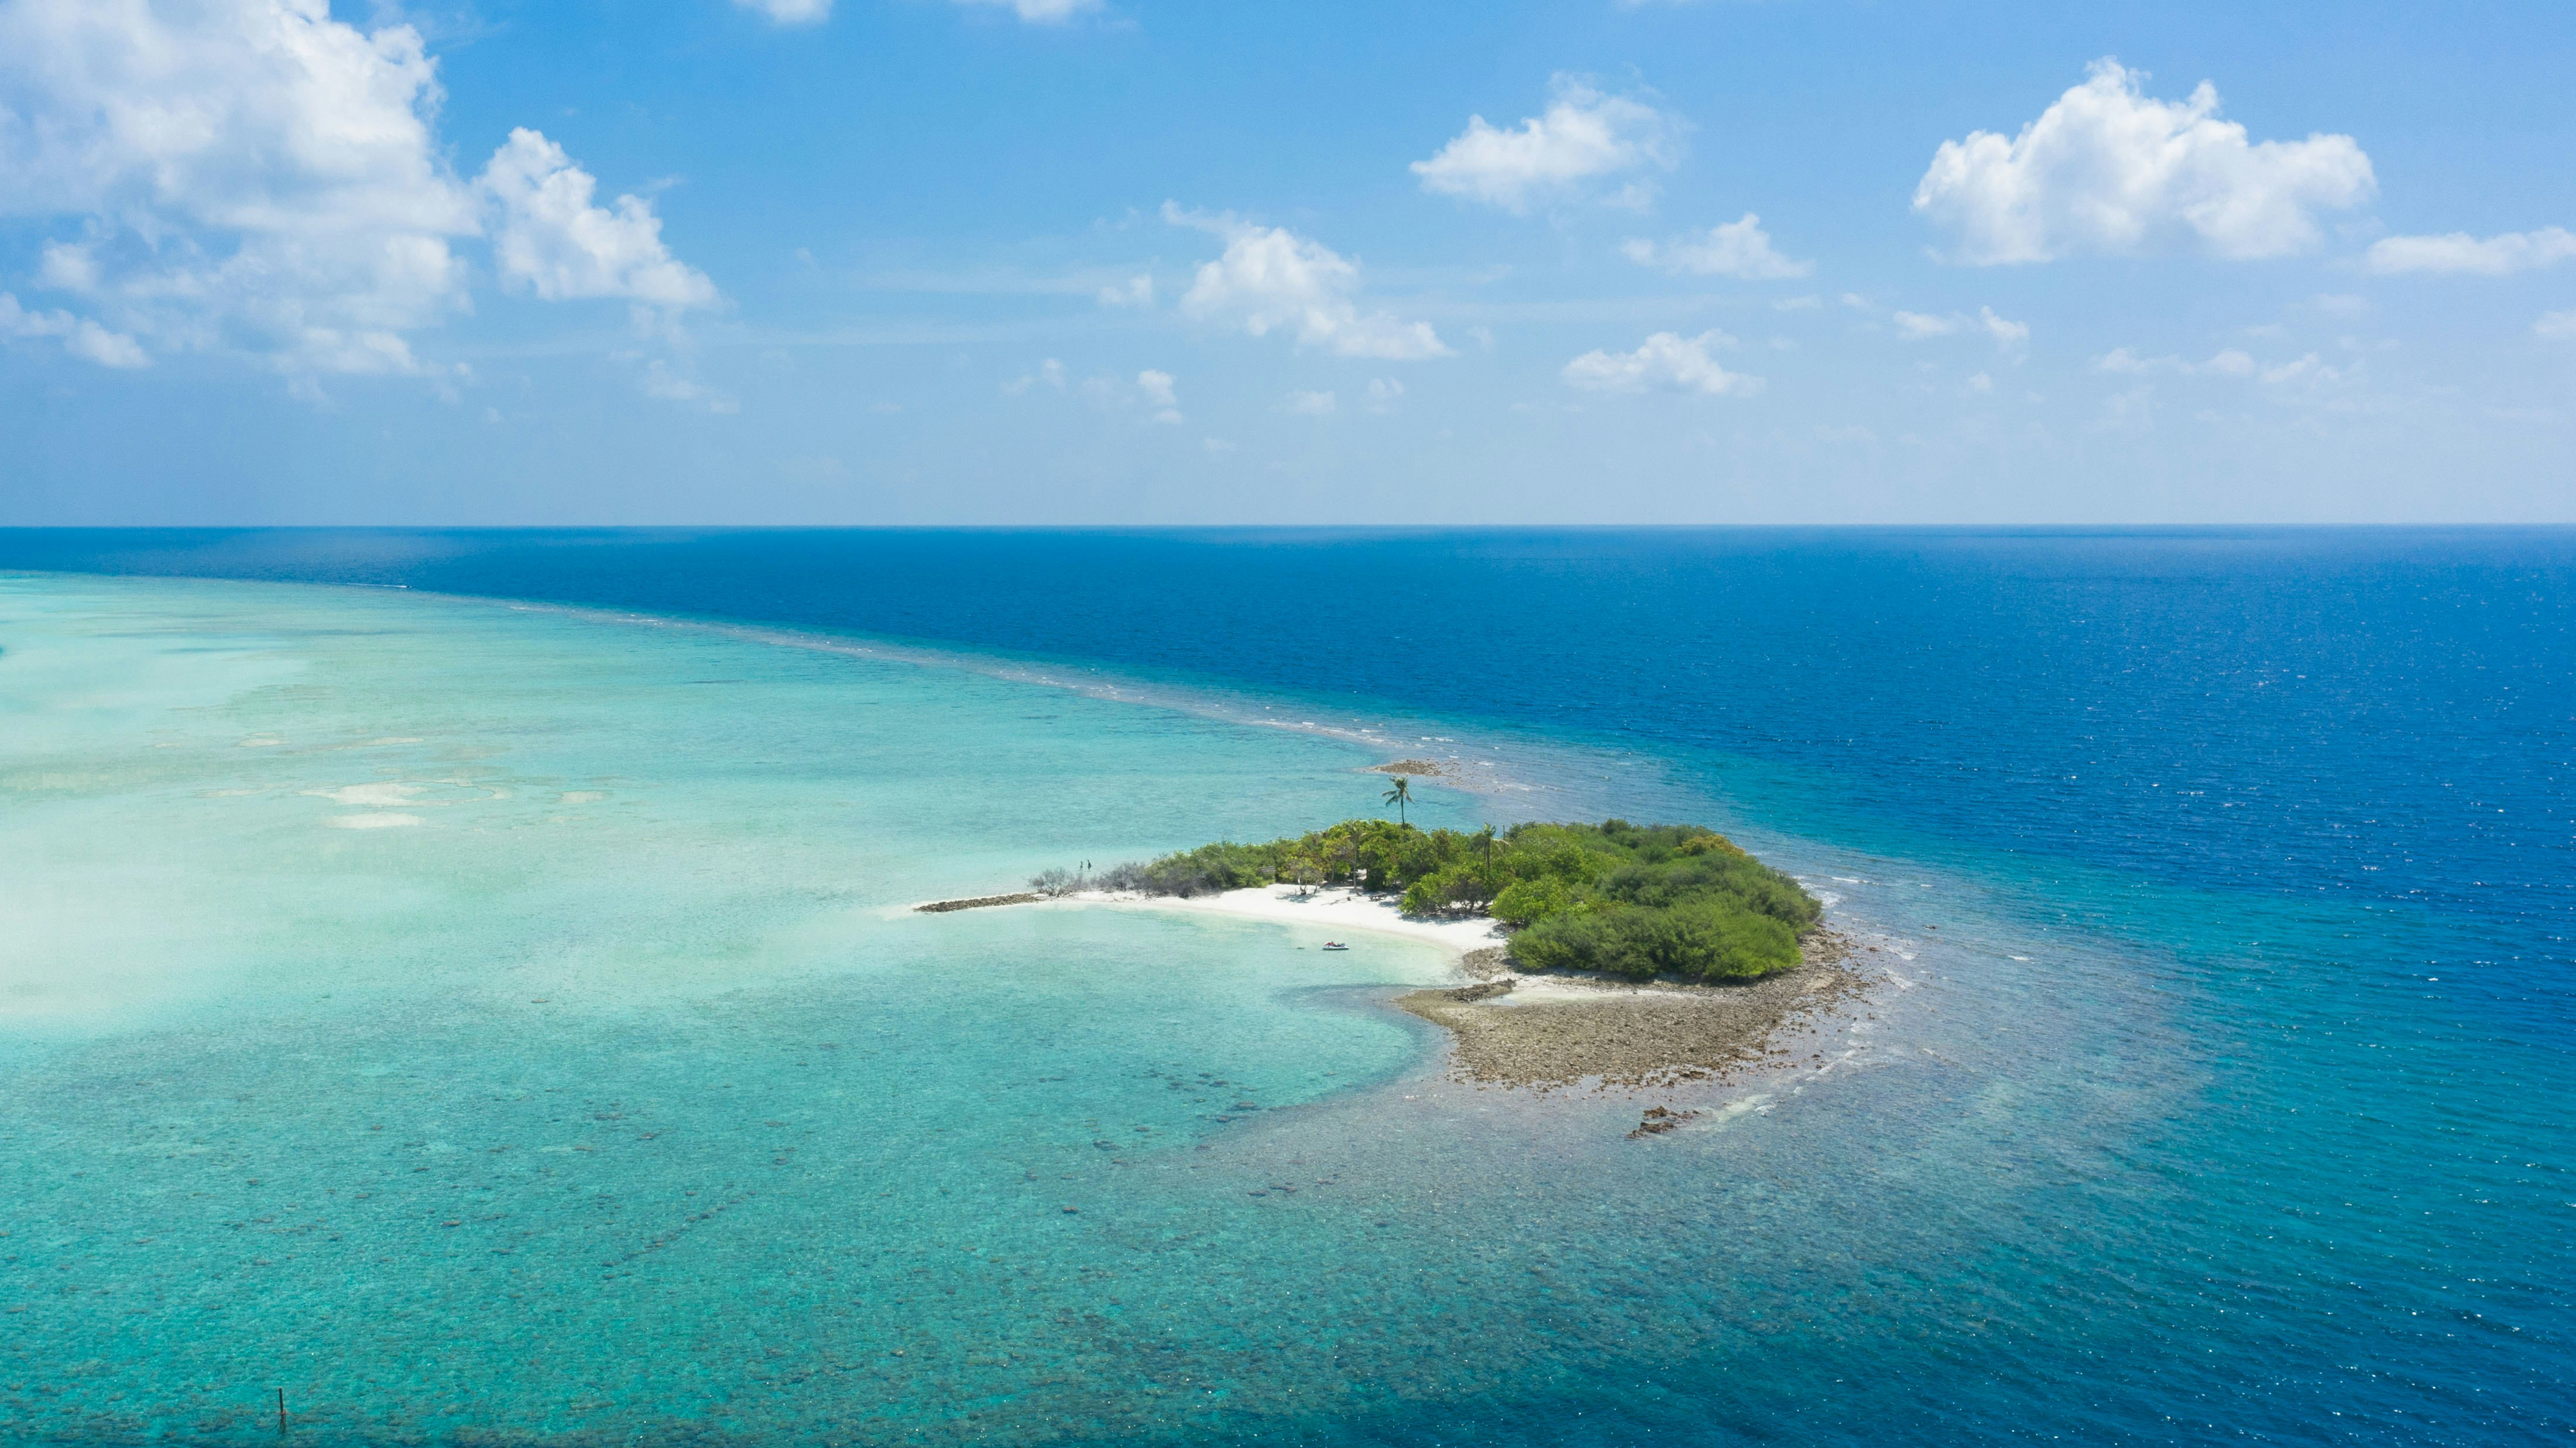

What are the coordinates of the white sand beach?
(1074, 883, 1505, 961)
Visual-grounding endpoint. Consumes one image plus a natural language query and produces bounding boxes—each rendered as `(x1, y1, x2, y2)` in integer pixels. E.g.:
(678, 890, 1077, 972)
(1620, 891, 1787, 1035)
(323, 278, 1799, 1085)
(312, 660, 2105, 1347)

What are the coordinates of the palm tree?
(1477, 823, 1497, 897)
(1382, 775, 1412, 824)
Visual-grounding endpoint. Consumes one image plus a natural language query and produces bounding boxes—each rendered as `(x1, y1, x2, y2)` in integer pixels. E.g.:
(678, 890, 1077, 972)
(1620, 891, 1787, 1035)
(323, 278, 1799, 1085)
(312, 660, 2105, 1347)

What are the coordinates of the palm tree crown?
(1382, 775, 1412, 824)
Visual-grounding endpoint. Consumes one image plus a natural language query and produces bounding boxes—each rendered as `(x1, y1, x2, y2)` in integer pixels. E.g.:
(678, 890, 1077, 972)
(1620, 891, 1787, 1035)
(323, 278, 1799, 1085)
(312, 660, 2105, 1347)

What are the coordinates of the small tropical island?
(1043, 814, 1823, 983)
(927, 805, 1864, 1091)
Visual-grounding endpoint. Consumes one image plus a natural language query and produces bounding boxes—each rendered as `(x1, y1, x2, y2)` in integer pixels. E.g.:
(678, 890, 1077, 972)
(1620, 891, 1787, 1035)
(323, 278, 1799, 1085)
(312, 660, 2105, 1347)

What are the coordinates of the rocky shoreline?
(914, 892, 1044, 913)
(1395, 932, 1867, 1090)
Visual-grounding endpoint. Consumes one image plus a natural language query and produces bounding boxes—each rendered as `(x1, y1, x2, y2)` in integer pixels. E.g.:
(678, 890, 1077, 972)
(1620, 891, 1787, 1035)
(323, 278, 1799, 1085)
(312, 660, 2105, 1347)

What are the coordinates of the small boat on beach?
(1320, 941, 1349, 951)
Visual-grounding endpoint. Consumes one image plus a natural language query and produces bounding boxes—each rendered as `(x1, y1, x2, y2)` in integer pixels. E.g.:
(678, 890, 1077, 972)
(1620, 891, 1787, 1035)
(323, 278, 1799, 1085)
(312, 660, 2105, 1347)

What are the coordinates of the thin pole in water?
(276, 1387, 286, 1435)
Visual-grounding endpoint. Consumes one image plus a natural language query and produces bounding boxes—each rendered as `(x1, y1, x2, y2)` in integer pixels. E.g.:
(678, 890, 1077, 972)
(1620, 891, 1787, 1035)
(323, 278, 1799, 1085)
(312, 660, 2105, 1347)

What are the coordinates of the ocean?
(0, 527, 2567, 1444)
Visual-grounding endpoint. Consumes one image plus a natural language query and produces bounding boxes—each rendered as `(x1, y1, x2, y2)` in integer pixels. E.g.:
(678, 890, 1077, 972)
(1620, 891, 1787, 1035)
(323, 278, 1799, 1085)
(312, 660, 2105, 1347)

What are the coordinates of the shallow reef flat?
(1398, 934, 1867, 1089)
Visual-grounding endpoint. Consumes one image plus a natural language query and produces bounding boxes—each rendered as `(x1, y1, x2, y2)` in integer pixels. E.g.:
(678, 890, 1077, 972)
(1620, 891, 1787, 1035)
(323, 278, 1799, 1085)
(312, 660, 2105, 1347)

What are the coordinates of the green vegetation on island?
(1033, 818, 1823, 985)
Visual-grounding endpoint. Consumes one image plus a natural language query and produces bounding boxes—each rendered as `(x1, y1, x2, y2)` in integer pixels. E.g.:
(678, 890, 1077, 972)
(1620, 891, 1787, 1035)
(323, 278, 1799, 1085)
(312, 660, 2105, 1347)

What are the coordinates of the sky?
(1, 0, 2572, 525)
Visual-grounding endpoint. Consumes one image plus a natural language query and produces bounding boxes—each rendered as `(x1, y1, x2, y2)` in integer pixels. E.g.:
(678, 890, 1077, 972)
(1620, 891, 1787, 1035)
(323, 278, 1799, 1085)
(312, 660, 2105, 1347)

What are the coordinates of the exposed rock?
(914, 892, 1044, 913)
(1394, 932, 1867, 1091)
(1626, 1106, 1702, 1139)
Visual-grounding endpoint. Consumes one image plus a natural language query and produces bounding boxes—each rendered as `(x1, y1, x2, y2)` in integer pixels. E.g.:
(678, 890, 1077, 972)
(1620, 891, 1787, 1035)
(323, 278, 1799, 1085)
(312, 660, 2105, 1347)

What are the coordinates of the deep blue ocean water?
(2, 527, 2569, 1444)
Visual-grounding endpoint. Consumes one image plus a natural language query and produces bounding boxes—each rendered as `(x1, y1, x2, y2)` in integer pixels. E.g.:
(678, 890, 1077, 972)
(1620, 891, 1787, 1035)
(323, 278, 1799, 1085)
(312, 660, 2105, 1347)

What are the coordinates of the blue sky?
(2, 0, 2572, 524)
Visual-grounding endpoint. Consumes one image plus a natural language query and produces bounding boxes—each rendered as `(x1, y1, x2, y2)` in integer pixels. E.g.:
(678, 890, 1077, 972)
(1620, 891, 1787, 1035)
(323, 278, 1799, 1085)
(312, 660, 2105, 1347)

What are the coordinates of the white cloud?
(0, 0, 481, 375)
(479, 129, 716, 310)
(2094, 345, 2256, 377)
(1365, 378, 1404, 413)
(1285, 389, 1337, 416)
(2537, 311, 2576, 341)
(642, 359, 736, 413)
(1002, 357, 1066, 395)
(1621, 213, 1813, 279)
(734, 0, 832, 23)
(1894, 307, 2028, 348)
(0, 0, 713, 382)
(2259, 352, 2354, 388)
(1966, 372, 1994, 393)
(1411, 77, 1684, 214)
(1912, 59, 2375, 263)
(1166, 204, 1449, 360)
(1137, 368, 1181, 423)
(2364, 227, 2576, 276)
(0, 292, 148, 367)
(1097, 275, 1154, 308)
(950, 0, 1100, 22)
(1562, 330, 1760, 396)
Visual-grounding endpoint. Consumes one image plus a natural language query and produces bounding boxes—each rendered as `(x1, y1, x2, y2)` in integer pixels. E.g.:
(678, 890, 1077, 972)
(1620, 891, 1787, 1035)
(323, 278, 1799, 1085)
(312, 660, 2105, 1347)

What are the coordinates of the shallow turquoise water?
(0, 578, 1480, 1440)
(2, 569, 2565, 1445)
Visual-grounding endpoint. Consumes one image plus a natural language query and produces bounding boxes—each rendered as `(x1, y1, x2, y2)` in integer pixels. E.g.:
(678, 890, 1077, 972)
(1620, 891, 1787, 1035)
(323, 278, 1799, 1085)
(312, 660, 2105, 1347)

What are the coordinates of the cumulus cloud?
(2259, 352, 2352, 388)
(641, 359, 736, 413)
(1137, 368, 1181, 423)
(1894, 306, 2027, 347)
(1411, 77, 1684, 214)
(480, 130, 716, 310)
(1912, 59, 2375, 263)
(0, 0, 714, 382)
(1285, 389, 1337, 416)
(1002, 358, 1067, 395)
(1365, 378, 1404, 413)
(733, 0, 832, 22)
(2364, 227, 2576, 276)
(1097, 275, 1154, 308)
(0, 0, 480, 375)
(1562, 330, 1760, 396)
(951, 0, 1100, 22)
(1166, 204, 1449, 360)
(1621, 214, 1813, 279)
(0, 292, 148, 368)
(2095, 346, 2255, 376)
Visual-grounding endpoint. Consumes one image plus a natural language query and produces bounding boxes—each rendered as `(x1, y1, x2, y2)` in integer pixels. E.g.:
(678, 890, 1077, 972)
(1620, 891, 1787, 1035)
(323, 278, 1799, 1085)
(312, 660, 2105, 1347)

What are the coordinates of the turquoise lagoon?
(1, 566, 2563, 1446)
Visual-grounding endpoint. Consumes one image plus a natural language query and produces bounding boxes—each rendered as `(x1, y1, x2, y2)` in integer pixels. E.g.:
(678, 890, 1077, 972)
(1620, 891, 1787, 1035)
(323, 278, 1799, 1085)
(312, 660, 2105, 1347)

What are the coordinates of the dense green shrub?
(1508, 899, 1799, 982)
(1489, 874, 1576, 927)
(1079, 813, 1820, 984)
